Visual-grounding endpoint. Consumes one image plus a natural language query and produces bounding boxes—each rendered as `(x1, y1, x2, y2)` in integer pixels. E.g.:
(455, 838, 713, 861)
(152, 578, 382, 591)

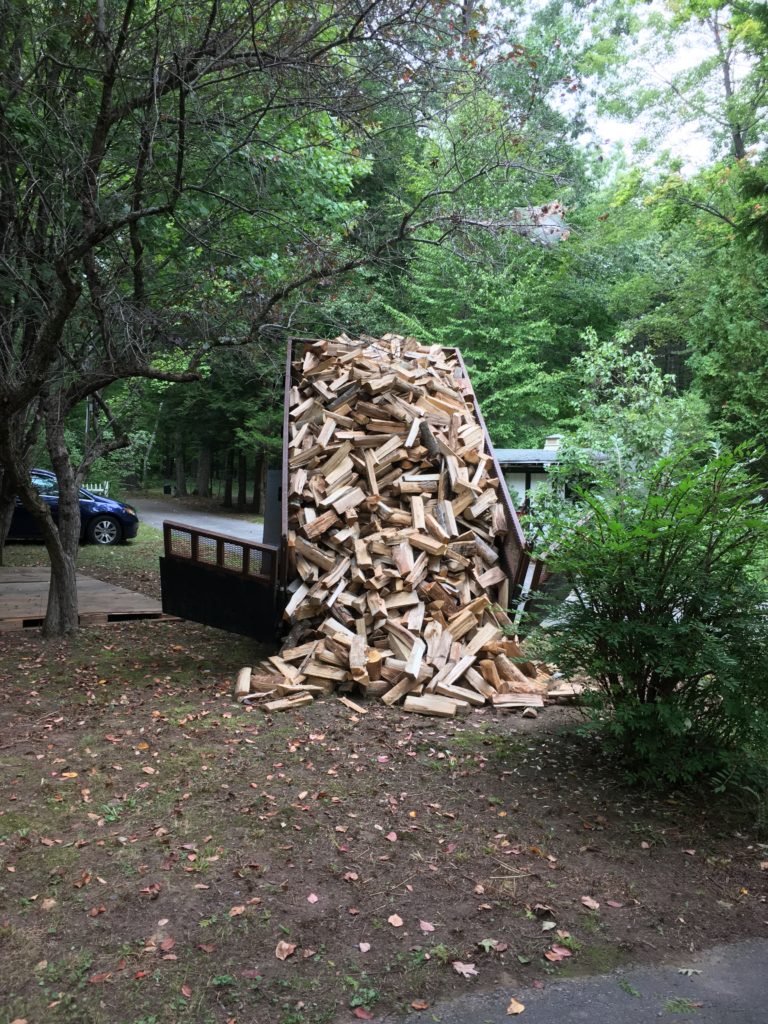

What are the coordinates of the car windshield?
(32, 475, 99, 501)
(32, 475, 58, 496)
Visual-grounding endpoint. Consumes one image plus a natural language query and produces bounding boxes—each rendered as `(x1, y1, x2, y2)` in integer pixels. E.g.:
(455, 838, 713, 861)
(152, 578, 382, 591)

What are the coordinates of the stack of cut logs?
(235, 333, 574, 717)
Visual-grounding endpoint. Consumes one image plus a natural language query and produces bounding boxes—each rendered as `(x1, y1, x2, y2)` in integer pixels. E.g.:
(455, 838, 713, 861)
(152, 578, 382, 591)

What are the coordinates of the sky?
(545, 1, 757, 175)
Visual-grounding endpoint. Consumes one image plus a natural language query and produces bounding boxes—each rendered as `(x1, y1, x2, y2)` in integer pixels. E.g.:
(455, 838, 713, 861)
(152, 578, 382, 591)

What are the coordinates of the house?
(495, 435, 562, 510)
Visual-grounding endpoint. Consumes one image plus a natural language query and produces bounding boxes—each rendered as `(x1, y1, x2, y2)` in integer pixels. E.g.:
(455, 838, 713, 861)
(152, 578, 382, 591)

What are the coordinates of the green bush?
(532, 445, 768, 785)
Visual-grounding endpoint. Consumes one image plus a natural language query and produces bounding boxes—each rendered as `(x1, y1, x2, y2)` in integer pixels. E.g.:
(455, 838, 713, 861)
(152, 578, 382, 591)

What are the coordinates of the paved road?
(394, 938, 768, 1024)
(133, 498, 264, 543)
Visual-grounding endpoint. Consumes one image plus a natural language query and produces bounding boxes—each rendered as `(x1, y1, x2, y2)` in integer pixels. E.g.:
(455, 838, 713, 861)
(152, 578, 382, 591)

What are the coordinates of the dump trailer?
(159, 337, 541, 641)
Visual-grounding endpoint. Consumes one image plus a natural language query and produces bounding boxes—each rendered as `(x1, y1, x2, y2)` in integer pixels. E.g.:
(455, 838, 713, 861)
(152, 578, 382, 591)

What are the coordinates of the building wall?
(503, 471, 549, 508)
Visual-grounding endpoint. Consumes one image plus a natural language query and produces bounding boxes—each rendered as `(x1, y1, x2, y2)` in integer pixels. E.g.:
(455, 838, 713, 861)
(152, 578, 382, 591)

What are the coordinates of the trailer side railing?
(162, 521, 279, 583)
(159, 521, 282, 640)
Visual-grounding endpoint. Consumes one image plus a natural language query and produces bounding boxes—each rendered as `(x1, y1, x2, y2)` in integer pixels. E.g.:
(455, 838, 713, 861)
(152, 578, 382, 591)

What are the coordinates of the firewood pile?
(235, 333, 580, 716)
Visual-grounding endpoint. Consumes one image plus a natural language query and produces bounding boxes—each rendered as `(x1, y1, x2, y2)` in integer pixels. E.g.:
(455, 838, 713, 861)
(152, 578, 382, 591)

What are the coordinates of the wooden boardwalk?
(0, 566, 170, 631)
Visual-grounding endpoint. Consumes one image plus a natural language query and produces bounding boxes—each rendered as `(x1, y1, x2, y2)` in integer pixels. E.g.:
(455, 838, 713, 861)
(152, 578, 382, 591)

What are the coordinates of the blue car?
(10, 469, 140, 546)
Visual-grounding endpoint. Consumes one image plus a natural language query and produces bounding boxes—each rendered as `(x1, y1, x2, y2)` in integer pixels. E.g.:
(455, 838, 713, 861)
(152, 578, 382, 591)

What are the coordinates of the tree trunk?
(42, 410, 82, 636)
(196, 443, 212, 498)
(142, 401, 163, 490)
(237, 452, 247, 508)
(0, 476, 15, 566)
(0, 406, 43, 565)
(222, 447, 234, 508)
(174, 430, 187, 496)
(251, 452, 264, 513)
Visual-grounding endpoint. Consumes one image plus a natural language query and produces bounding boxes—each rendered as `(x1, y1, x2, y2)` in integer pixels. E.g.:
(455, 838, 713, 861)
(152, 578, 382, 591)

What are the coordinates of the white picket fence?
(86, 480, 110, 497)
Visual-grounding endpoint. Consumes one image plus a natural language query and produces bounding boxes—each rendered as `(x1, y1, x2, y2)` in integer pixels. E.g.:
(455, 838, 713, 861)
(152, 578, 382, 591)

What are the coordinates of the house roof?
(494, 448, 559, 467)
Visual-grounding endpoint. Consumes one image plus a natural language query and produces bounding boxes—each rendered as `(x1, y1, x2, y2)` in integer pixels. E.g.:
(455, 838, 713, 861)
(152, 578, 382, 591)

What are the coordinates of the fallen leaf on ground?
(411, 998, 429, 1010)
(229, 905, 245, 917)
(550, 945, 572, 958)
(88, 972, 111, 984)
(87, 904, 106, 917)
(159, 938, 175, 952)
(507, 997, 525, 1015)
(419, 920, 435, 933)
(307, 893, 319, 904)
(388, 914, 403, 927)
(606, 900, 624, 908)
(275, 940, 297, 960)
(452, 961, 478, 978)
(386, 831, 398, 842)
(359, 942, 371, 952)
(581, 896, 600, 911)
(41, 898, 57, 910)
(353, 1009, 374, 1020)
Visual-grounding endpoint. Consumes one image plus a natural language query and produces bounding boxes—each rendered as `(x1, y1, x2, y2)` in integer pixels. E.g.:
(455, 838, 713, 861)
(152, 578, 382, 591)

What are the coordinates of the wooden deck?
(0, 566, 171, 631)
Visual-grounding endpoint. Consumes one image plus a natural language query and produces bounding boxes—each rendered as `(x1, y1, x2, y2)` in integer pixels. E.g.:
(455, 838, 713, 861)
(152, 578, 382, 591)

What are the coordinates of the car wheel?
(87, 515, 122, 546)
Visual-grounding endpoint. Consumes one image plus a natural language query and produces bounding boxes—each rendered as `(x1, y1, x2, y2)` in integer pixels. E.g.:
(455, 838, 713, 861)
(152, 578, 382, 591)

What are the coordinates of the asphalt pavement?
(132, 497, 264, 543)
(393, 938, 768, 1023)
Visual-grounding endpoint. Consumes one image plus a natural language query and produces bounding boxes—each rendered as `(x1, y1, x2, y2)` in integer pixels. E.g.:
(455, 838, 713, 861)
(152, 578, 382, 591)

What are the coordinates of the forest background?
(6, 0, 763, 509)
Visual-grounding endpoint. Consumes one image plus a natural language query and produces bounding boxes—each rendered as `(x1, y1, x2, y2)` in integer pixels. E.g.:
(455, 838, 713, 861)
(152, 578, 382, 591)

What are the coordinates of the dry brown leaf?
(228, 905, 245, 917)
(388, 913, 404, 927)
(580, 895, 600, 911)
(359, 942, 371, 952)
(275, 940, 297, 961)
(452, 961, 478, 978)
(507, 997, 525, 1015)
(419, 920, 435, 933)
(411, 998, 430, 1010)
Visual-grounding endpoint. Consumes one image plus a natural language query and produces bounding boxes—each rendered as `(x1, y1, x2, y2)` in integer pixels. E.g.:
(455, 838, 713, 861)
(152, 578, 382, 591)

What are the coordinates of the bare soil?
(2, 633, 767, 1024)
(1, 542, 766, 1024)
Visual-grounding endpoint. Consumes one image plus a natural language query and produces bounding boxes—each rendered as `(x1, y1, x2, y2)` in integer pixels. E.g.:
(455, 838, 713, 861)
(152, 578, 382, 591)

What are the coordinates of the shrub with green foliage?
(532, 446, 768, 785)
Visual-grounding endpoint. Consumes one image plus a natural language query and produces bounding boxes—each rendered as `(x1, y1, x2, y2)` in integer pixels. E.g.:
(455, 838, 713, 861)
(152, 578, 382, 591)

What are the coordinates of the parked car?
(9, 469, 140, 546)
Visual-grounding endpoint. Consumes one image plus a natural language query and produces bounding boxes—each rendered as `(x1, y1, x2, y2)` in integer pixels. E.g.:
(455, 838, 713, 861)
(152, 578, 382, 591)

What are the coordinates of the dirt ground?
(2, 612, 767, 1024)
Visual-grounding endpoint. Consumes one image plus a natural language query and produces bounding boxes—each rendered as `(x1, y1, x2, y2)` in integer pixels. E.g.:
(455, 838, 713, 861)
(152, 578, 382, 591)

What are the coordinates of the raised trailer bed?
(160, 337, 542, 639)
